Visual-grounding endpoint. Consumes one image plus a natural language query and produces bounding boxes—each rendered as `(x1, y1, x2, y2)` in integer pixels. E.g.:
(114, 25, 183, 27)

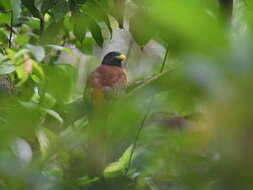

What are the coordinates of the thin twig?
(8, 10, 13, 48)
(125, 44, 170, 175)
(159, 44, 169, 73)
(126, 68, 175, 97)
(125, 96, 154, 175)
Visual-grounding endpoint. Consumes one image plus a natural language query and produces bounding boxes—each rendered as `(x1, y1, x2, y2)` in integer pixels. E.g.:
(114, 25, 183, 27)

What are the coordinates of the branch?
(126, 67, 175, 97)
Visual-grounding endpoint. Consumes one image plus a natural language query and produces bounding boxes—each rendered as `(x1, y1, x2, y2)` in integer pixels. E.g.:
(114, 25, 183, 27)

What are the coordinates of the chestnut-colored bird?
(86, 51, 127, 107)
(84, 51, 127, 177)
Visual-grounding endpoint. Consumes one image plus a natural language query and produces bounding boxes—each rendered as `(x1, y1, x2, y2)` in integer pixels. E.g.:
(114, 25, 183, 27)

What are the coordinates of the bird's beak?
(117, 54, 126, 61)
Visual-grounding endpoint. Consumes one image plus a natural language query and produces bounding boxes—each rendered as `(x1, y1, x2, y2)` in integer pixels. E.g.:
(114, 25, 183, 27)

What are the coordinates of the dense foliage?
(1, 0, 253, 189)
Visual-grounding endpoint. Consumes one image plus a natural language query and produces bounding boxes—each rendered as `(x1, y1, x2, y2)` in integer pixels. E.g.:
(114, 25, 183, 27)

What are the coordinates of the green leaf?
(42, 93, 56, 108)
(107, 0, 125, 28)
(86, 15, 104, 47)
(129, 9, 154, 47)
(72, 12, 87, 41)
(42, 64, 77, 104)
(28, 45, 45, 62)
(82, 0, 112, 37)
(0, 29, 9, 45)
(76, 37, 96, 54)
(47, 45, 73, 53)
(21, 0, 42, 19)
(103, 145, 133, 178)
(40, 21, 65, 44)
(50, 0, 69, 22)
(0, 61, 15, 75)
(11, 0, 21, 23)
(42, 108, 63, 124)
(41, 0, 53, 14)
(0, 11, 11, 25)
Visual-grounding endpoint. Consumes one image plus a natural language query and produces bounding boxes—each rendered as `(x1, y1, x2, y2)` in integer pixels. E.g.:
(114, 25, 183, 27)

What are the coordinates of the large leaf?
(86, 15, 104, 47)
(50, 0, 69, 22)
(21, 0, 42, 19)
(82, 0, 112, 37)
(72, 12, 87, 41)
(11, 0, 21, 23)
(110, 0, 125, 28)
(73, 12, 104, 47)
(129, 9, 155, 47)
(0, 61, 15, 75)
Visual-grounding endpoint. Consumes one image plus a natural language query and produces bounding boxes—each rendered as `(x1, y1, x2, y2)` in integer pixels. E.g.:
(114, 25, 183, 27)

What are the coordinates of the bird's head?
(102, 51, 126, 67)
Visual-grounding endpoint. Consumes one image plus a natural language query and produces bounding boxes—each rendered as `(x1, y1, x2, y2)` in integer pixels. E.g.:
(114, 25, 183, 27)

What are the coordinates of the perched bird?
(84, 51, 128, 177)
(63, 52, 127, 126)
(86, 51, 127, 107)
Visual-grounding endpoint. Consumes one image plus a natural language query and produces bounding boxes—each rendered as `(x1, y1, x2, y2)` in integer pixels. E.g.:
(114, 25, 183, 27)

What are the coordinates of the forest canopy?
(0, 0, 253, 190)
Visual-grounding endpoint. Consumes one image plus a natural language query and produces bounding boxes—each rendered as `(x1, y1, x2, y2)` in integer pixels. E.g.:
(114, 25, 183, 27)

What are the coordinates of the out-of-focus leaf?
(28, 45, 45, 62)
(25, 17, 41, 30)
(76, 37, 96, 54)
(31, 59, 45, 82)
(0, 61, 15, 75)
(11, 0, 21, 23)
(87, 15, 104, 47)
(150, 0, 226, 52)
(15, 34, 30, 46)
(47, 45, 73, 53)
(50, 0, 69, 22)
(14, 49, 30, 58)
(72, 12, 104, 47)
(41, 108, 64, 124)
(104, 145, 133, 178)
(0, 29, 8, 45)
(42, 64, 77, 104)
(69, 0, 87, 11)
(41, 0, 52, 14)
(42, 93, 56, 108)
(40, 21, 65, 44)
(72, 12, 87, 41)
(129, 9, 155, 47)
(109, 0, 125, 28)
(76, 176, 100, 186)
(82, 0, 112, 37)
(0, 12, 11, 25)
(21, 0, 42, 19)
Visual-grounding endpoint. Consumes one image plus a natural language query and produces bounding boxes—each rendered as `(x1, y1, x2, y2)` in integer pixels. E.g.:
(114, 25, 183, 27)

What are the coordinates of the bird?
(83, 51, 128, 177)
(62, 52, 127, 126)
(86, 51, 127, 107)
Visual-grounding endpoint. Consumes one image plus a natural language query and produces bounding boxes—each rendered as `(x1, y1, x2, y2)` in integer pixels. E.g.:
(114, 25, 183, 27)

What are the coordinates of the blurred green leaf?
(42, 108, 64, 124)
(21, 0, 42, 19)
(104, 145, 133, 178)
(47, 45, 73, 53)
(130, 9, 154, 47)
(0, 61, 15, 75)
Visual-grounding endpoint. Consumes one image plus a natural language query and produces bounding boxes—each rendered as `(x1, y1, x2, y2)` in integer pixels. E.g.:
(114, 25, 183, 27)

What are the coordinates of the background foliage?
(0, 0, 253, 189)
